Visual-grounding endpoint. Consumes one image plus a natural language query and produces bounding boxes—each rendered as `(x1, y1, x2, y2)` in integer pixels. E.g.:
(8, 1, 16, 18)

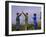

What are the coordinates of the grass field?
(12, 21, 41, 31)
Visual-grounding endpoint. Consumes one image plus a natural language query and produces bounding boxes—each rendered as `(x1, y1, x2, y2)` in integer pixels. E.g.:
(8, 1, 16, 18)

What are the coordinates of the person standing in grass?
(16, 13, 22, 31)
(22, 11, 28, 30)
(33, 13, 38, 29)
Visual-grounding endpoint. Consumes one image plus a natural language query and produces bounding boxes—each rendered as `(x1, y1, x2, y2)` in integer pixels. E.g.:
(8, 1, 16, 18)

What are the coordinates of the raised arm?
(19, 13, 22, 16)
(22, 11, 26, 16)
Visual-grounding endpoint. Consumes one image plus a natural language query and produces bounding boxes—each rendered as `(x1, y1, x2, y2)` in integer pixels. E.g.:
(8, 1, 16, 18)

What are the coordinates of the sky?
(11, 5, 41, 25)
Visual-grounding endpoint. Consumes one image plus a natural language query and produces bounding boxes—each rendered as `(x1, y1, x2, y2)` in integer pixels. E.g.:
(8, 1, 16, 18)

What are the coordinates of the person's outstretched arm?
(22, 11, 26, 16)
(19, 13, 22, 16)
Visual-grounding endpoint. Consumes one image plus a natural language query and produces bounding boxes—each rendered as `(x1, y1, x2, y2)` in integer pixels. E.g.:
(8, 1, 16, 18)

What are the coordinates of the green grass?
(12, 21, 41, 31)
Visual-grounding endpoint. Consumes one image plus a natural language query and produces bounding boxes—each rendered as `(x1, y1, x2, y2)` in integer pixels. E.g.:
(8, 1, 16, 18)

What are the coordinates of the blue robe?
(33, 16, 38, 29)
